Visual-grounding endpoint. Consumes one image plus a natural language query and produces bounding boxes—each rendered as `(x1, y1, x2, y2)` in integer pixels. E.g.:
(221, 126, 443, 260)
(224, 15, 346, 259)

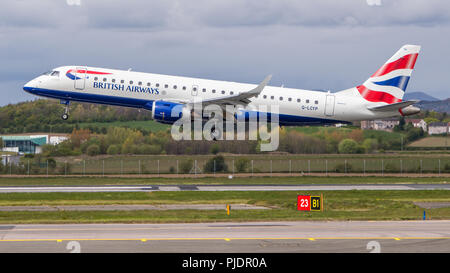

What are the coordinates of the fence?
(2, 156, 450, 176)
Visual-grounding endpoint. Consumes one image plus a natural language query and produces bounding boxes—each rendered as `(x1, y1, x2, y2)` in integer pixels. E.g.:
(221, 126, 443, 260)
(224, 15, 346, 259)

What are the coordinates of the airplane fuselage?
(23, 66, 404, 126)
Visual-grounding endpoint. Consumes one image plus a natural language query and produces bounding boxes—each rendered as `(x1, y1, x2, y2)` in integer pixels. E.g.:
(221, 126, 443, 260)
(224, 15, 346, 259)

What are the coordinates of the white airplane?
(24, 44, 421, 137)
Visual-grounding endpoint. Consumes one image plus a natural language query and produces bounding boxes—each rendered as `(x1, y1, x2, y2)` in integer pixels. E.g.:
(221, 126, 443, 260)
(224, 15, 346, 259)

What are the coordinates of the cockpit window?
(42, 71, 52, 75)
(51, 71, 60, 77)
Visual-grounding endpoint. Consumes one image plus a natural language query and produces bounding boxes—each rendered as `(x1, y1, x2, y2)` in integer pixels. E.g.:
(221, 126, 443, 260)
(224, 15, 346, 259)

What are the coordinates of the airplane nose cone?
(23, 79, 37, 93)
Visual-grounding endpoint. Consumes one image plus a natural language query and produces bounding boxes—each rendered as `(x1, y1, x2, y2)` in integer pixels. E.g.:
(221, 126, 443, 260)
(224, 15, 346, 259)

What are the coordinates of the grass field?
(43, 153, 450, 175)
(409, 137, 450, 148)
(0, 190, 448, 223)
(77, 120, 169, 133)
(0, 176, 449, 186)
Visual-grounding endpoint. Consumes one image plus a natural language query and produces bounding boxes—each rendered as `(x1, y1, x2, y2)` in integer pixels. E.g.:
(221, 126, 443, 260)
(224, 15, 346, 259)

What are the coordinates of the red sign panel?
(297, 195, 311, 211)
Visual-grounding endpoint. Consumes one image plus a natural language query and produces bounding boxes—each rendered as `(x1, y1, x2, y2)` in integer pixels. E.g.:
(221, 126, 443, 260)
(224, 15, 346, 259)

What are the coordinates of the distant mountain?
(415, 98, 450, 113)
(404, 92, 440, 101)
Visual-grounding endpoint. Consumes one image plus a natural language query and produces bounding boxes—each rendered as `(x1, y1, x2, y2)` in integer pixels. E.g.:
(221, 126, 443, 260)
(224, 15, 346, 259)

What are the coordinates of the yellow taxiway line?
(0, 237, 449, 243)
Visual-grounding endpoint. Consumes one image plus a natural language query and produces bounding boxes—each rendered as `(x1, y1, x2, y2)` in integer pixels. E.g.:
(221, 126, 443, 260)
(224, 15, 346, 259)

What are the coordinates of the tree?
(0, 137, 3, 150)
(362, 138, 378, 153)
(338, 139, 360, 154)
(86, 144, 100, 156)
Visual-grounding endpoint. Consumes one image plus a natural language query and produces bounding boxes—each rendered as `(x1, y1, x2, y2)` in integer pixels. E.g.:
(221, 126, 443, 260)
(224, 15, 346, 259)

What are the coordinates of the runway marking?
(0, 237, 443, 242)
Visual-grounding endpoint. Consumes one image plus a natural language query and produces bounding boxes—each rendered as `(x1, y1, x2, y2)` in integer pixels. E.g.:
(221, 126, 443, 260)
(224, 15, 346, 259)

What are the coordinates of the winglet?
(248, 74, 272, 95)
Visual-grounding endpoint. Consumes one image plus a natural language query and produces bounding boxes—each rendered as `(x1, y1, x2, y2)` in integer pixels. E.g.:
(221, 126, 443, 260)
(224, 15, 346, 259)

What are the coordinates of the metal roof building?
(1, 135, 49, 154)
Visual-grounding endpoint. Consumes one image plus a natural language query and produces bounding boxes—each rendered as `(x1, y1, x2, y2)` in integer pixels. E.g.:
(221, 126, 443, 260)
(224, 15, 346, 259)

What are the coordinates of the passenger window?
(288, 98, 292, 102)
(279, 97, 283, 101)
(156, 83, 160, 87)
(230, 91, 234, 95)
(212, 89, 216, 93)
(103, 78, 107, 82)
(263, 95, 267, 99)
(94, 77, 98, 81)
(221, 90, 225, 94)
(182, 86, 186, 90)
(164, 84, 168, 88)
(147, 82, 151, 86)
(138, 81, 142, 86)
(121, 80, 124, 84)
(297, 98, 301, 103)
(315, 100, 318, 104)
(193, 87, 197, 91)
(202, 88, 206, 92)
(173, 85, 177, 89)
(271, 96, 274, 100)
(306, 99, 310, 103)
(129, 80, 133, 84)
(112, 79, 116, 83)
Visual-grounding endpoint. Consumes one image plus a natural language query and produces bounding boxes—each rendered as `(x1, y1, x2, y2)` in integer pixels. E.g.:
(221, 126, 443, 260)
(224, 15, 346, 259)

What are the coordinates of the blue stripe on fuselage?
(23, 87, 348, 126)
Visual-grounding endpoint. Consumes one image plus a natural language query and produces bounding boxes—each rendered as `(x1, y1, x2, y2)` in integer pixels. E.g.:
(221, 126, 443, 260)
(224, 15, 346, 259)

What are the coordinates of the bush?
(86, 144, 100, 156)
(210, 144, 220, 155)
(180, 159, 193, 173)
(235, 158, 250, 172)
(335, 162, 352, 173)
(107, 144, 120, 155)
(338, 139, 360, 154)
(203, 155, 228, 173)
(139, 144, 162, 155)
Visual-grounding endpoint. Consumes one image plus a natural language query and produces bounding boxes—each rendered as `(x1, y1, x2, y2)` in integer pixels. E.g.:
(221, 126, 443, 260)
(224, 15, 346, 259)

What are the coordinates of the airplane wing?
(189, 74, 272, 107)
(367, 100, 419, 112)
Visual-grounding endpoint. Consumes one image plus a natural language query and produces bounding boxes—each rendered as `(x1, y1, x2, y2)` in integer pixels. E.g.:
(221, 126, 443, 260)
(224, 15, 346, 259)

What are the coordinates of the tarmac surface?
(0, 183, 449, 193)
(0, 221, 449, 253)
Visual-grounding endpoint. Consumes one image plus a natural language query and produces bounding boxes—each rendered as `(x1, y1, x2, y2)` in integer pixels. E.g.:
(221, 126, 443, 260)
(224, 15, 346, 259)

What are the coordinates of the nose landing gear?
(61, 100, 70, 120)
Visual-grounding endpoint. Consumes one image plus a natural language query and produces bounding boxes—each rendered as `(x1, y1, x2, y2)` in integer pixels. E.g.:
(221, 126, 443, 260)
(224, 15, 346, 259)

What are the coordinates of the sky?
(0, 0, 449, 106)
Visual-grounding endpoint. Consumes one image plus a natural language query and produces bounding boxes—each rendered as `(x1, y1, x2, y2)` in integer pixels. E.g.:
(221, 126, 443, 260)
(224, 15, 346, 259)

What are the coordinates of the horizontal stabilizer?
(367, 100, 419, 112)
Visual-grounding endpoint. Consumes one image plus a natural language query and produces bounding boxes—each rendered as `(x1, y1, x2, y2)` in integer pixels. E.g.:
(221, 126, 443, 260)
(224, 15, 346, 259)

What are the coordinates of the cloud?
(0, 0, 449, 106)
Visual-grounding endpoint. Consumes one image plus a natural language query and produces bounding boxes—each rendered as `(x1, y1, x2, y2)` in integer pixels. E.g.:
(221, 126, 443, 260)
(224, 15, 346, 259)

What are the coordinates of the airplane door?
(74, 67, 86, 90)
(191, 85, 198, 96)
(324, 94, 335, 116)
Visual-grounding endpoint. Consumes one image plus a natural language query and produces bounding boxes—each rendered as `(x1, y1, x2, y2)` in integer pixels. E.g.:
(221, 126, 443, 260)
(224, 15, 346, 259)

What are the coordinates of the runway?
(0, 221, 449, 253)
(0, 183, 449, 193)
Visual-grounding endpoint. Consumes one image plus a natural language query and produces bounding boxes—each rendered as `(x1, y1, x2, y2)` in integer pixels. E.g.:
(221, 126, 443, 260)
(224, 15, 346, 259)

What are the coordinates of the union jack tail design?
(356, 45, 420, 104)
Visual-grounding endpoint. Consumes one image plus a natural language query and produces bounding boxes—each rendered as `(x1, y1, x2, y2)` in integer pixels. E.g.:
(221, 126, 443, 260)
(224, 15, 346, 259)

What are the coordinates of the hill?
(0, 99, 153, 134)
(415, 98, 450, 113)
(403, 92, 440, 101)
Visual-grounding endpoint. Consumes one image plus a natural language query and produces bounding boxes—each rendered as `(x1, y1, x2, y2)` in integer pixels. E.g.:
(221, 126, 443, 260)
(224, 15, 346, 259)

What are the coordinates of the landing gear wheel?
(61, 113, 69, 120)
(210, 125, 222, 141)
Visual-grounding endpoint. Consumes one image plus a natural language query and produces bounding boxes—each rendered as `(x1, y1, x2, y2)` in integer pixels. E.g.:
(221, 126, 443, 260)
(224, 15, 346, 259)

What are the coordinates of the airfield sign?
(297, 195, 323, 211)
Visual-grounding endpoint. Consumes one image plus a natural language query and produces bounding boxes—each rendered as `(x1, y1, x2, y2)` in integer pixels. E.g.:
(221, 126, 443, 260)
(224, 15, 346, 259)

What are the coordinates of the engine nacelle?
(400, 105, 421, 116)
(151, 101, 188, 124)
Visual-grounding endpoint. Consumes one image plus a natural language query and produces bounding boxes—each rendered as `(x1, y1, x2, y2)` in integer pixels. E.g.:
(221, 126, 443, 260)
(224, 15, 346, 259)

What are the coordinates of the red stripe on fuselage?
(67, 69, 112, 75)
(371, 53, 418, 78)
(356, 85, 402, 104)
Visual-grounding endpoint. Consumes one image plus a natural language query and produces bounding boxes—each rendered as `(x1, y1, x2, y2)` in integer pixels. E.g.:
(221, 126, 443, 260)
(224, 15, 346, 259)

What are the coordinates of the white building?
(428, 122, 449, 135)
(0, 133, 69, 154)
(361, 118, 400, 132)
(405, 119, 427, 132)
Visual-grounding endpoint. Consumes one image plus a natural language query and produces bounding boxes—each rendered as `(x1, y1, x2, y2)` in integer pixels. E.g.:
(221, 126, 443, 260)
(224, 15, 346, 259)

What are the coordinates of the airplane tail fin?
(356, 44, 421, 104)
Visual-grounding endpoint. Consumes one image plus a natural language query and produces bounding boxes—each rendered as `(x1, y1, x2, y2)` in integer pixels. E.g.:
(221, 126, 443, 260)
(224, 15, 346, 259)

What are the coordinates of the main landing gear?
(61, 100, 70, 120)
